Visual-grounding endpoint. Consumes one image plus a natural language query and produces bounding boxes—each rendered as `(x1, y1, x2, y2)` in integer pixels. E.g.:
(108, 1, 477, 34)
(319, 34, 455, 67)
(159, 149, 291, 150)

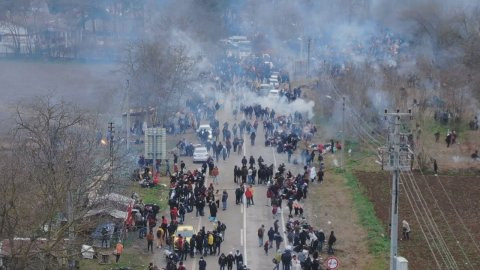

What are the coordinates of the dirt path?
(305, 165, 373, 269)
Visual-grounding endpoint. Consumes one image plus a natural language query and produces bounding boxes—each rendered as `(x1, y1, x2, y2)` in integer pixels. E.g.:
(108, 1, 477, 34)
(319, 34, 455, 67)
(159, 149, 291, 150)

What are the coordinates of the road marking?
(240, 228, 244, 246)
(241, 115, 249, 265)
(243, 194, 247, 264)
(191, 216, 202, 270)
(272, 147, 288, 248)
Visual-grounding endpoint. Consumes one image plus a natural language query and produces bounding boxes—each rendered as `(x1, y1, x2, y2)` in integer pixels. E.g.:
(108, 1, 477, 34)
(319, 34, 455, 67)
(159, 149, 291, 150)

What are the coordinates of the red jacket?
(245, 188, 253, 199)
(171, 208, 178, 220)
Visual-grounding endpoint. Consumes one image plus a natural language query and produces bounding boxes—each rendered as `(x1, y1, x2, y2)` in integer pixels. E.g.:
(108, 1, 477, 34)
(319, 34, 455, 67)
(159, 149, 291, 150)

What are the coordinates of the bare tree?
(122, 38, 198, 125)
(0, 97, 116, 270)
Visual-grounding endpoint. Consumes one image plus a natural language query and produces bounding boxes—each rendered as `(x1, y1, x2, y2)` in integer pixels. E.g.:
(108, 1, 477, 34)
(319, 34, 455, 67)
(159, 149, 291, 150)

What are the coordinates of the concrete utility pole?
(341, 96, 346, 169)
(383, 109, 413, 270)
(152, 128, 157, 177)
(126, 80, 130, 152)
(66, 162, 75, 269)
(307, 37, 311, 77)
(108, 122, 114, 174)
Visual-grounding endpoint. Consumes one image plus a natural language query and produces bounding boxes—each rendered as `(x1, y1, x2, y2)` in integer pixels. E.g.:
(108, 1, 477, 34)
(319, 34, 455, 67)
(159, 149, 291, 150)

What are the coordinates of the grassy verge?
(79, 250, 150, 270)
(339, 167, 389, 269)
(131, 183, 169, 207)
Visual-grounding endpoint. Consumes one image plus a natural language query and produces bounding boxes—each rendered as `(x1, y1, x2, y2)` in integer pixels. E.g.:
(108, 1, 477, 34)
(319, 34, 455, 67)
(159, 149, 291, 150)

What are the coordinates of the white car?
(193, 146, 209, 163)
(269, 77, 279, 87)
(258, 83, 273, 96)
(268, 89, 280, 99)
(196, 124, 213, 140)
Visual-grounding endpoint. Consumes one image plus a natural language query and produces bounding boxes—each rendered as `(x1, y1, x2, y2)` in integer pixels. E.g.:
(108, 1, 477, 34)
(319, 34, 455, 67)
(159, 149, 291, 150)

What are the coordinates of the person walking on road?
(212, 166, 220, 184)
(250, 131, 256, 146)
(234, 250, 244, 270)
(273, 252, 281, 270)
(226, 252, 235, 270)
(258, 225, 265, 247)
(274, 232, 283, 251)
(268, 227, 275, 248)
(281, 249, 292, 270)
(327, 231, 336, 254)
(199, 256, 207, 270)
(219, 253, 227, 270)
(222, 190, 228, 210)
(264, 240, 269, 255)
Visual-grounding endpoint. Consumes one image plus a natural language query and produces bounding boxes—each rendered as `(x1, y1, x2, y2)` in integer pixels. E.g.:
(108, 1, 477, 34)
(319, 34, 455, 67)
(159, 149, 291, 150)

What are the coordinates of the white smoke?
(238, 88, 315, 119)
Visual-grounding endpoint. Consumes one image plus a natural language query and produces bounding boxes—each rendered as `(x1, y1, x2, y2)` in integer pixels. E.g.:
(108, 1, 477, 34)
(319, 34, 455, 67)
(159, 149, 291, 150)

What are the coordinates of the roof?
(176, 225, 194, 231)
(85, 208, 127, 220)
(94, 193, 134, 206)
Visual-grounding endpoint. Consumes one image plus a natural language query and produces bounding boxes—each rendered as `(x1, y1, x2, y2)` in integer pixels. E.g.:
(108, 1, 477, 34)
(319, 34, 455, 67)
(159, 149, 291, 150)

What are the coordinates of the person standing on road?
(245, 185, 254, 207)
(156, 226, 164, 248)
(212, 166, 220, 184)
(209, 201, 218, 222)
(241, 166, 248, 184)
(235, 186, 242, 205)
(222, 190, 228, 210)
(199, 256, 207, 270)
(258, 225, 265, 247)
(274, 220, 280, 233)
(327, 231, 336, 254)
(242, 156, 248, 167)
(317, 229, 325, 253)
(247, 167, 253, 184)
(146, 231, 154, 253)
(250, 131, 256, 146)
(165, 159, 170, 176)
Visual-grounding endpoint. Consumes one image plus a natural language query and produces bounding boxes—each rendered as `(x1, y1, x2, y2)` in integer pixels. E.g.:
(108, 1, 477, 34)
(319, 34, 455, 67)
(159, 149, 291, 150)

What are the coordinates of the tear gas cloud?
(237, 89, 315, 120)
(3, 0, 480, 122)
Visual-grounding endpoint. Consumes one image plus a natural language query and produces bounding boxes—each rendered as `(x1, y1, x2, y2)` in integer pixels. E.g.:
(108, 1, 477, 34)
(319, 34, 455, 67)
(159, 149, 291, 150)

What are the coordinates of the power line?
(325, 83, 479, 268)
(399, 173, 443, 269)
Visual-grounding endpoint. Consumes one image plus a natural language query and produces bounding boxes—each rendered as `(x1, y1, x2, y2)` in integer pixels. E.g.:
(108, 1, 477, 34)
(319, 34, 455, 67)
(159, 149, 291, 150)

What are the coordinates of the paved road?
(152, 98, 306, 270)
